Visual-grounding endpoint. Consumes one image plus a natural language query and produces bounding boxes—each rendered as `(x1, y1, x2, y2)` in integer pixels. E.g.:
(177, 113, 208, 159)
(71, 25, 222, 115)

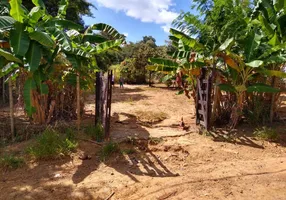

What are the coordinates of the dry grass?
(135, 110, 168, 124)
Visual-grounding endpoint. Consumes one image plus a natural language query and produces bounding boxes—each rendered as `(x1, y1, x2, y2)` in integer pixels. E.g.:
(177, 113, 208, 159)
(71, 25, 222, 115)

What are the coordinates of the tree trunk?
(2, 76, 5, 104)
(77, 72, 81, 131)
(270, 76, 276, 124)
(149, 71, 152, 87)
(211, 76, 221, 124)
(9, 78, 14, 141)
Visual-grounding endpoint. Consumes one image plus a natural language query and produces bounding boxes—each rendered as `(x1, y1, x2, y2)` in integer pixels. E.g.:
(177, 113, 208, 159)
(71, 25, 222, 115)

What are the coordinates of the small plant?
(0, 155, 25, 170)
(121, 148, 136, 155)
(149, 137, 163, 145)
(85, 123, 104, 142)
(253, 127, 279, 141)
(27, 128, 78, 160)
(100, 141, 119, 161)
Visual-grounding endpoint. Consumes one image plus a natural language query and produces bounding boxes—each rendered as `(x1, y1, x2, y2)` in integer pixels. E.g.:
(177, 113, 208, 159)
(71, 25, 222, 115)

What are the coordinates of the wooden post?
(77, 72, 81, 131)
(9, 78, 14, 141)
(105, 70, 113, 138)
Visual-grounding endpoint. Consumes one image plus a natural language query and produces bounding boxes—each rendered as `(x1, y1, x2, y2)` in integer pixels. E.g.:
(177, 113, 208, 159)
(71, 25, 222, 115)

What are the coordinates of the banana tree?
(63, 23, 124, 128)
(217, 28, 286, 127)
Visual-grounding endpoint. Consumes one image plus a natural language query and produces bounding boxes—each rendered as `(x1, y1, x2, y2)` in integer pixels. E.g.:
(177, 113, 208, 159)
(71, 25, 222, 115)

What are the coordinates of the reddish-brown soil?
(0, 85, 286, 200)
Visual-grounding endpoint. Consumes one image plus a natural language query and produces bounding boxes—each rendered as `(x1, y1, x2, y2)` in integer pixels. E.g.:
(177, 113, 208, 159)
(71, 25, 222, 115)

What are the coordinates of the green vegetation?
(149, 137, 163, 145)
(121, 148, 136, 155)
(27, 128, 77, 160)
(100, 141, 119, 161)
(0, 155, 25, 170)
(85, 123, 104, 142)
(148, 0, 286, 128)
(115, 36, 171, 84)
(253, 127, 279, 141)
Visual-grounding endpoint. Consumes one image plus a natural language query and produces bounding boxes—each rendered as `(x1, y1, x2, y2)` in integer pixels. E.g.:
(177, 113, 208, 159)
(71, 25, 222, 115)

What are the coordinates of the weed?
(0, 155, 24, 170)
(121, 148, 136, 155)
(27, 128, 78, 160)
(253, 127, 279, 141)
(100, 141, 119, 161)
(135, 110, 168, 124)
(149, 137, 163, 145)
(85, 123, 104, 142)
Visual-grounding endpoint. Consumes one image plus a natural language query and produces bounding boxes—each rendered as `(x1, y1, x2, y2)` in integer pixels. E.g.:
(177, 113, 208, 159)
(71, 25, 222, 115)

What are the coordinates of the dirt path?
(1, 84, 286, 200)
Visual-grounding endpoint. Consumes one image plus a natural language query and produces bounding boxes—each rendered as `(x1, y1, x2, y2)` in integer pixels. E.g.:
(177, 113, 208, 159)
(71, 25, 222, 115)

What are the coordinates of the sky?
(83, 0, 194, 46)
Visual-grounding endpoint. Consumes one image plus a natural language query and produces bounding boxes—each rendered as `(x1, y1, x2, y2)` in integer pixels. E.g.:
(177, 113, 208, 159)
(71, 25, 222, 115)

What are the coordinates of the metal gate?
(95, 70, 113, 139)
(196, 68, 212, 130)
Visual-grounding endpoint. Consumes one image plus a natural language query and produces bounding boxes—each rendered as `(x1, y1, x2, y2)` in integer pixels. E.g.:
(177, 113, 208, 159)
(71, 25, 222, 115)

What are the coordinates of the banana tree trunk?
(9, 78, 14, 141)
(77, 72, 81, 131)
(2, 76, 5, 104)
(211, 76, 221, 124)
(270, 76, 276, 124)
(231, 92, 244, 128)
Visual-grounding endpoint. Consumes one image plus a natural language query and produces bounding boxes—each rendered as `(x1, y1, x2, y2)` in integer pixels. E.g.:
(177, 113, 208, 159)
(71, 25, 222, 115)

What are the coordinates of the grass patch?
(135, 110, 168, 124)
(27, 128, 78, 160)
(100, 141, 119, 161)
(149, 137, 163, 145)
(84, 123, 104, 142)
(121, 148, 136, 155)
(0, 155, 24, 170)
(253, 127, 279, 141)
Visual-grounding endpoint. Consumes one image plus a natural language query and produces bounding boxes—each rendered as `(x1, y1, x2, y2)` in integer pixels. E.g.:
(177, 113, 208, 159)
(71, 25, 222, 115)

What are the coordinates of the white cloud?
(123, 32, 129, 37)
(94, 0, 178, 33)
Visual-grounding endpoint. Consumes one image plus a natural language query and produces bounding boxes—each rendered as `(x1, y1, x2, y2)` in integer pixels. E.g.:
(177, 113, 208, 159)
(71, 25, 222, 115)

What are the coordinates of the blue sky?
(83, 0, 194, 46)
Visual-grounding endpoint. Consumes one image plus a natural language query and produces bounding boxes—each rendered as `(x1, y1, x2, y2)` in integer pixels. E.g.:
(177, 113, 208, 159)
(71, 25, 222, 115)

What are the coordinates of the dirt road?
(1, 85, 286, 200)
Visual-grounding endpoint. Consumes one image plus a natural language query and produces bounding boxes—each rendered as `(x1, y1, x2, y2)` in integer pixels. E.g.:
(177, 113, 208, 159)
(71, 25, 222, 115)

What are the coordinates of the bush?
(100, 141, 119, 161)
(27, 128, 78, 160)
(0, 155, 24, 170)
(85, 123, 104, 142)
(253, 127, 279, 141)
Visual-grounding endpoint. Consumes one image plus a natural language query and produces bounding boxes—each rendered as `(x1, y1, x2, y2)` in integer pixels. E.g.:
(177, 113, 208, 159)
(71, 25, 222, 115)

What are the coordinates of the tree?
(149, 0, 286, 128)
(23, 0, 95, 26)
(0, 0, 125, 126)
(118, 37, 170, 83)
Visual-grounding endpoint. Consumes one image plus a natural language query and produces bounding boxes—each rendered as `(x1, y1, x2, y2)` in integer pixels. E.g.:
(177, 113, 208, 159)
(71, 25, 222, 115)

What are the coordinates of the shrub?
(27, 128, 78, 160)
(100, 141, 119, 161)
(121, 148, 136, 155)
(0, 155, 25, 170)
(85, 123, 104, 142)
(253, 127, 279, 141)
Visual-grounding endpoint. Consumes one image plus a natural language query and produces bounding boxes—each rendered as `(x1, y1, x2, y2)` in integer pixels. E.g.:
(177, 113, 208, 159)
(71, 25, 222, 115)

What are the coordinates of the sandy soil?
(0, 84, 286, 200)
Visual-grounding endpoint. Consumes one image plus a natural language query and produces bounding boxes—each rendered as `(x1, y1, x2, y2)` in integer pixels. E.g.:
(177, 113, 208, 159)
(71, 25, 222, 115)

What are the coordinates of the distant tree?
(118, 37, 170, 83)
(23, 0, 95, 26)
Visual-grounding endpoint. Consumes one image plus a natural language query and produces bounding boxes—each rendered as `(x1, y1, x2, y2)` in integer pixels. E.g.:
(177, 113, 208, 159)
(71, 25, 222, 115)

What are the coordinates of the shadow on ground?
(72, 112, 177, 184)
(112, 86, 149, 103)
(206, 124, 286, 148)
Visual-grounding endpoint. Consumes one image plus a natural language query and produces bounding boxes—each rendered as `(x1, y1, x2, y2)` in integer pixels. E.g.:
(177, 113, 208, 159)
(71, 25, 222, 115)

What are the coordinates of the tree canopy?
(23, 0, 95, 26)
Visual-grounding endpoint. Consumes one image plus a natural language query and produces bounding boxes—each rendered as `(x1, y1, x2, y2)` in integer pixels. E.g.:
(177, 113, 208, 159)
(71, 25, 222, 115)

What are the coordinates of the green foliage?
(23, 0, 95, 26)
(84, 123, 104, 142)
(121, 148, 136, 155)
(244, 97, 271, 125)
(119, 36, 170, 83)
(0, 155, 25, 170)
(100, 141, 119, 161)
(27, 128, 77, 160)
(149, 137, 163, 145)
(253, 127, 279, 141)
